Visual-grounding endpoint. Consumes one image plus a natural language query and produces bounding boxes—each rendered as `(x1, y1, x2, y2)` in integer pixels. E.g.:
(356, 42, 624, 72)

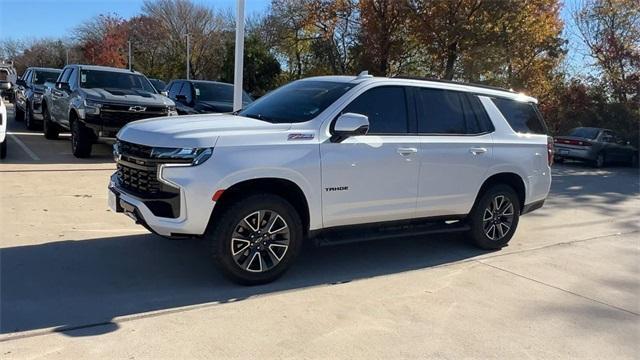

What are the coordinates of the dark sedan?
(165, 79, 252, 114)
(554, 127, 638, 167)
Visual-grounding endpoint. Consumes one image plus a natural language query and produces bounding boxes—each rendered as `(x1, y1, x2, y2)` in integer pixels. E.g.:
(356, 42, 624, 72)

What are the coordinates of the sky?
(0, 0, 271, 40)
(0, 0, 590, 74)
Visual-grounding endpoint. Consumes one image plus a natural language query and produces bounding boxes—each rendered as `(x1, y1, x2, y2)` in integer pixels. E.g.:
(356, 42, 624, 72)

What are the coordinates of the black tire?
(43, 104, 59, 140)
(208, 194, 303, 285)
(15, 106, 24, 122)
(594, 152, 605, 168)
(630, 153, 638, 168)
(25, 103, 38, 130)
(0, 139, 6, 159)
(467, 184, 520, 250)
(71, 120, 93, 158)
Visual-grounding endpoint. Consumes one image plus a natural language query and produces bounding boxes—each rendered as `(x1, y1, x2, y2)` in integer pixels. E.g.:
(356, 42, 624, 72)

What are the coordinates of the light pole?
(127, 40, 132, 70)
(233, 0, 245, 112)
(66, 48, 69, 65)
(185, 33, 191, 80)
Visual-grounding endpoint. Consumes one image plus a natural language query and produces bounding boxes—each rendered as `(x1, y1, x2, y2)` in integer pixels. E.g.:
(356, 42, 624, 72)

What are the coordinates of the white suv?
(109, 74, 552, 284)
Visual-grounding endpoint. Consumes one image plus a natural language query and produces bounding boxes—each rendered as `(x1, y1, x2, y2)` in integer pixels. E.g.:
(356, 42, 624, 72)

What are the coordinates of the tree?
(220, 35, 281, 96)
(75, 14, 129, 67)
(574, 0, 640, 104)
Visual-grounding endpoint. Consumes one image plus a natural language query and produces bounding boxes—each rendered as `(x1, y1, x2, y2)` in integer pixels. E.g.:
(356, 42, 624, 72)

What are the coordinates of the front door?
(320, 86, 420, 228)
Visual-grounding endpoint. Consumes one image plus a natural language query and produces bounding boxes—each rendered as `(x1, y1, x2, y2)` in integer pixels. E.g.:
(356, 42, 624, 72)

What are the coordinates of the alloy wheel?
(230, 210, 290, 273)
(482, 195, 515, 241)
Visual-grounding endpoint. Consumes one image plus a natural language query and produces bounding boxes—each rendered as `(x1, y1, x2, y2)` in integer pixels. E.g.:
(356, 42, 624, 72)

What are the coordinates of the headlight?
(84, 99, 102, 115)
(150, 147, 213, 166)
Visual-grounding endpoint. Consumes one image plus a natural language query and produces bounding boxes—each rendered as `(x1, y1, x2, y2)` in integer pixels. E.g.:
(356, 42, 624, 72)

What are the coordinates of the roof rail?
(393, 75, 516, 93)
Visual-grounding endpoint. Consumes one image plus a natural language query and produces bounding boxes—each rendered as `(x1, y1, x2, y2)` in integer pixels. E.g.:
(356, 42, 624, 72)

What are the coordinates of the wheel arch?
(473, 172, 526, 213)
(209, 177, 312, 237)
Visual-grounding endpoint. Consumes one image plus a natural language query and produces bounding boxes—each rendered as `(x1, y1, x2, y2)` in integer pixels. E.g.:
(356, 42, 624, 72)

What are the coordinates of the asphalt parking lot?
(1, 103, 639, 359)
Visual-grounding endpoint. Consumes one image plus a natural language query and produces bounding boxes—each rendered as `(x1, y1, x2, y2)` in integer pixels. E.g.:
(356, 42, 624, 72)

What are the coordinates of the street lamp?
(233, 0, 245, 112)
(184, 33, 191, 80)
(127, 40, 132, 70)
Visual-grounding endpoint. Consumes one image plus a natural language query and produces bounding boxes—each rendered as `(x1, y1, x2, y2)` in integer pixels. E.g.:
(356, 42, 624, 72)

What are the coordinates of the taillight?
(547, 136, 554, 166)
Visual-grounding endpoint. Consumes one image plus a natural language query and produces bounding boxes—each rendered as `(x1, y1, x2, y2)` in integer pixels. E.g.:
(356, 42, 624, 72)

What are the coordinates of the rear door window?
(341, 86, 409, 134)
(417, 88, 466, 134)
(492, 98, 547, 134)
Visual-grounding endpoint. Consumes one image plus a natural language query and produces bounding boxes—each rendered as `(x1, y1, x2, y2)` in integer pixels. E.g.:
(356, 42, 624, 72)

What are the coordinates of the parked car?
(165, 79, 252, 114)
(14, 67, 62, 130)
(109, 73, 553, 285)
(42, 64, 178, 158)
(554, 127, 638, 167)
(0, 84, 8, 159)
(148, 78, 166, 93)
(0, 60, 17, 102)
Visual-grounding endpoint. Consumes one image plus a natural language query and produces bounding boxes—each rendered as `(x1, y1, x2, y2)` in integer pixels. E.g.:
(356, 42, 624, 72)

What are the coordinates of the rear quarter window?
(492, 97, 547, 135)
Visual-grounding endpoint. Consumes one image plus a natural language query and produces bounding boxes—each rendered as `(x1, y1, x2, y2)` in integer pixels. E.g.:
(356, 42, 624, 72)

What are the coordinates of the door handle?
(397, 147, 418, 156)
(469, 147, 487, 155)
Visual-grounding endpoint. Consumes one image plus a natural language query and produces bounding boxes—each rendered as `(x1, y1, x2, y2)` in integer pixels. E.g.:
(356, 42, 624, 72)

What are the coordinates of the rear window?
(492, 98, 547, 135)
(568, 128, 599, 140)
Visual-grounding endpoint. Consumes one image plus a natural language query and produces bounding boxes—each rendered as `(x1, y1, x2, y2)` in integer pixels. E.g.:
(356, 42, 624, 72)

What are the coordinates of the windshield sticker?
(81, 73, 87, 83)
(195, 88, 200, 96)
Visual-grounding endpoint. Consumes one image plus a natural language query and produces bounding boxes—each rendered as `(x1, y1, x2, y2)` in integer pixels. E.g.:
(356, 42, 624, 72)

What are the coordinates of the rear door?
(415, 89, 494, 217)
(320, 85, 420, 227)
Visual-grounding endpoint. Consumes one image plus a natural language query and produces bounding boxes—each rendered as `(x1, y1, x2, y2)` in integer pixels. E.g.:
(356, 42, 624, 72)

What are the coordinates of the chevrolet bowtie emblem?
(129, 106, 146, 112)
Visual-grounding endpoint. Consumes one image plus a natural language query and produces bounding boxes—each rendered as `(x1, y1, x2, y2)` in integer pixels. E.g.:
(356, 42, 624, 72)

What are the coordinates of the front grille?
(117, 162, 162, 195)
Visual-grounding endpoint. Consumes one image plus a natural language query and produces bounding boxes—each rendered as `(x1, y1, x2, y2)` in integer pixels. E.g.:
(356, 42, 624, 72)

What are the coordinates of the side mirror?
(160, 90, 169, 97)
(332, 113, 369, 142)
(175, 94, 187, 103)
(56, 82, 70, 91)
(0, 82, 10, 90)
(16, 79, 26, 87)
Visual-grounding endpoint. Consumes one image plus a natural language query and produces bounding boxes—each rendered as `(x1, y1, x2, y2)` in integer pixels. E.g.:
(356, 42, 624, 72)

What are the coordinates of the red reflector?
(212, 190, 225, 202)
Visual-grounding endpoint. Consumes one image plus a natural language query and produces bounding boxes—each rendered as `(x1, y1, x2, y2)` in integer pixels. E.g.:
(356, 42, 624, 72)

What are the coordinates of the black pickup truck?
(42, 64, 177, 157)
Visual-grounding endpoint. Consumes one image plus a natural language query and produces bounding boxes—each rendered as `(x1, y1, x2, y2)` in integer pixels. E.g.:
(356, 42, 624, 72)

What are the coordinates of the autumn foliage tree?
(75, 14, 129, 68)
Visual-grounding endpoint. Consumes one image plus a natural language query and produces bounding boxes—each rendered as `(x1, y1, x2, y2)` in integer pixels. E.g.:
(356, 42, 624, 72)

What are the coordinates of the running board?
(313, 219, 470, 247)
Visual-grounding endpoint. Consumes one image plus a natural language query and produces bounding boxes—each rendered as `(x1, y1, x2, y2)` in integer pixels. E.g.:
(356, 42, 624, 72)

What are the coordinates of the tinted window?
(33, 70, 61, 85)
(59, 68, 72, 83)
(239, 80, 354, 123)
(178, 82, 193, 103)
(80, 70, 155, 93)
(193, 82, 252, 104)
(342, 86, 408, 134)
(568, 128, 599, 140)
(418, 88, 466, 134)
(168, 81, 182, 99)
(492, 98, 547, 134)
(67, 68, 78, 90)
(466, 94, 494, 133)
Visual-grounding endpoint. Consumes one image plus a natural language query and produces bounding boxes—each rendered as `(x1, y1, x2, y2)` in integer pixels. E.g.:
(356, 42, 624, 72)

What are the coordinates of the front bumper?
(108, 166, 215, 237)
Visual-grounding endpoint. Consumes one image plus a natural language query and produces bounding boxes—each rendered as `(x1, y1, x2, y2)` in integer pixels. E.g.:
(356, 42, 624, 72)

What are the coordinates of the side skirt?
(310, 216, 469, 247)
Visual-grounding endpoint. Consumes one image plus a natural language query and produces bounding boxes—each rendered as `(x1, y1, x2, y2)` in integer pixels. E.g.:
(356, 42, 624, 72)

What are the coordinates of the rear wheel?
(468, 185, 520, 250)
(43, 105, 59, 140)
(208, 194, 303, 285)
(71, 119, 93, 158)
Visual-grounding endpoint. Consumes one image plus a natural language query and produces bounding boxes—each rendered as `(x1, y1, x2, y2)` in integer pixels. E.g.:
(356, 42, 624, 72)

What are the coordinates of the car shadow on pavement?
(0, 232, 484, 336)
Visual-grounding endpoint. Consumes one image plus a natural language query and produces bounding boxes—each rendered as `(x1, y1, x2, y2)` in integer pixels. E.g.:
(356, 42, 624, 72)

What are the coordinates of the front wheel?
(71, 120, 93, 158)
(43, 105, 60, 140)
(467, 185, 520, 250)
(15, 106, 24, 122)
(208, 194, 303, 285)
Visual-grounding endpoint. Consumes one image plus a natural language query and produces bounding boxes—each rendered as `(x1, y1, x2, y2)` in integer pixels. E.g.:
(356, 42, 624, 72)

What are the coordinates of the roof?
(172, 79, 234, 87)
(68, 64, 145, 76)
(300, 75, 538, 103)
(26, 67, 62, 72)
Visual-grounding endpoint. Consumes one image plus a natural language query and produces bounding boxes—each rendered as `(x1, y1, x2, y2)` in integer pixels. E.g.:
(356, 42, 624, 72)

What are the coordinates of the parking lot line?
(8, 133, 40, 161)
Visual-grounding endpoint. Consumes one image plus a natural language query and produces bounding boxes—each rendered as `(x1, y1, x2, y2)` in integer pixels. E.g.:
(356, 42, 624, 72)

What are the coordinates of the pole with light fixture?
(233, 0, 245, 112)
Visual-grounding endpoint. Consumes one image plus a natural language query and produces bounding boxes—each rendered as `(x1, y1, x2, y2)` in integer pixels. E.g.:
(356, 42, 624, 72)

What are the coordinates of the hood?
(117, 114, 291, 148)
(83, 88, 174, 107)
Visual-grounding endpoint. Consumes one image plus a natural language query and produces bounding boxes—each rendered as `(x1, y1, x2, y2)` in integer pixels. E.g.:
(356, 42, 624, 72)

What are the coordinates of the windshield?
(238, 80, 355, 123)
(80, 70, 156, 93)
(149, 79, 166, 92)
(33, 70, 61, 85)
(194, 82, 251, 103)
(568, 128, 600, 139)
